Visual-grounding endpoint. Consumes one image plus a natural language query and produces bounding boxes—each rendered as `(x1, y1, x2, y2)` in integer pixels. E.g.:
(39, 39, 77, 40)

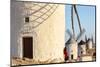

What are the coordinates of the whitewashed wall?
(67, 41, 78, 60)
(11, 1, 65, 63)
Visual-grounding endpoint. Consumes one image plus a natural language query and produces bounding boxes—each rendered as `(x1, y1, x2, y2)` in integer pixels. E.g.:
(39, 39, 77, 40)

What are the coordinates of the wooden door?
(23, 37, 33, 59)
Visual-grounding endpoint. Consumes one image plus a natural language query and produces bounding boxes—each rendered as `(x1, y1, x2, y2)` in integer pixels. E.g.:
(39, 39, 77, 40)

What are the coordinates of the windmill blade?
(76, 28, 85, 41)
(73, 5, 82, 33)
(91, 35, 94, 43)
(66, 29, 72, 38)
(85, 35, 87, 42)
(71, 5, 75, 38)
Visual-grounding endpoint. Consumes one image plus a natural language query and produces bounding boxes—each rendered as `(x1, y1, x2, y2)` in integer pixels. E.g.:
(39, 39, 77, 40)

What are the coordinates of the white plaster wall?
(11, 1, 65, 63)
(80, 44, 86, 55)
(11, 1, 24, 57)
(88, 40, 93, 49)
(33, 5, 65, 62)
(68, 42, 78, 60)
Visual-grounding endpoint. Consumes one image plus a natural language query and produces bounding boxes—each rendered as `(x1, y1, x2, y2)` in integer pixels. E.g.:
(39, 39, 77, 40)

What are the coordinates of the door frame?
(18, 33, 35, 59)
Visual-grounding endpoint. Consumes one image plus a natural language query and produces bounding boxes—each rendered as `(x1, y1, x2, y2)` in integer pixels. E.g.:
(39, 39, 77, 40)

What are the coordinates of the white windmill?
(85, 35, 94, 50)
(65, 5, 85, 61)
(13, 1, 66, 63)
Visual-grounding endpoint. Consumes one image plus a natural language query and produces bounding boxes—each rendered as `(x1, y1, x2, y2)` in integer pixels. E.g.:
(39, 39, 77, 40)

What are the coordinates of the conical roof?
(65, 37, 76, 45)
(78, 40, 85, 45)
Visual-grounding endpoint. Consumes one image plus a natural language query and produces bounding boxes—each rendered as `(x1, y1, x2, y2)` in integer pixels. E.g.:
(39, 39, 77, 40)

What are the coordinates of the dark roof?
(65, 38, 71, 45)
(78, 40, 86, 45)
(65, 38, 76, 45)
(86, 38, 92, 43)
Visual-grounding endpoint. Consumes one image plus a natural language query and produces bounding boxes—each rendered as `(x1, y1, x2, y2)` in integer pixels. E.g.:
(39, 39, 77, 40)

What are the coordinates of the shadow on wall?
(11, 1, 24, 57)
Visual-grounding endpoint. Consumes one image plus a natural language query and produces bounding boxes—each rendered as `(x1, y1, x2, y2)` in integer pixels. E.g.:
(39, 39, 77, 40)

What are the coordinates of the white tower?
(66, 38, 78, 60)
(88, 39, 93, 49)
(11, 1, 65, 63)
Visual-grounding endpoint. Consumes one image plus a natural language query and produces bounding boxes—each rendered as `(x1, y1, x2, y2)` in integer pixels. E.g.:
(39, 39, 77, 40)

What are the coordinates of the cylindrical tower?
(11, 1, 65, 63)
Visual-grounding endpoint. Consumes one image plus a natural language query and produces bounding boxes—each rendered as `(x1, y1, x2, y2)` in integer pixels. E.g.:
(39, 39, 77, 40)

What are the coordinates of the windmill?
(85, 35, 94, 49)
(65, 5, 85, 60)
(15, 1, 66, 63)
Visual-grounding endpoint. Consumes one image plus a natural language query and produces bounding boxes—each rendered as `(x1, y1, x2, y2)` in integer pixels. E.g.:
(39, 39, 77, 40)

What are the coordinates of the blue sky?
(65, 5, 96, 42)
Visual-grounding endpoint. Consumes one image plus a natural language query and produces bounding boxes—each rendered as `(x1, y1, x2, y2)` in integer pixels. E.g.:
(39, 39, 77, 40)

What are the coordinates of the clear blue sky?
(65, 5, 96, 42)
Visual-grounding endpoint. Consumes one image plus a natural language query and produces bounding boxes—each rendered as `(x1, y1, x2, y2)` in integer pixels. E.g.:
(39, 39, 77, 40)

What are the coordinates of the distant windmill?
(91, 35, 94, 44)
(65, 5, 85, 60)
(85, 35, 94, 49)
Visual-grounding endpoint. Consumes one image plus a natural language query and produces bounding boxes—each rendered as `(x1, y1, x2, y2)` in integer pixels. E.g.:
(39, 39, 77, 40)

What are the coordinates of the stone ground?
(11, 56, 96, 66)
(11, 57, 64, 66)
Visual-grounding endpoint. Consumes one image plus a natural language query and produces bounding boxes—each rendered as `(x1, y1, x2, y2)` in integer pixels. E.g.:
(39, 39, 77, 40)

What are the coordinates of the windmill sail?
(73, 5, 82, 33)
(71, 5, 75, 39)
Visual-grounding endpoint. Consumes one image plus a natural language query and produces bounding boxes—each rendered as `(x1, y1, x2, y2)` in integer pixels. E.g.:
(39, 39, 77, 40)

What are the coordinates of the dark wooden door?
(71, 54, 73, 59)
(23, 37, 33, 59)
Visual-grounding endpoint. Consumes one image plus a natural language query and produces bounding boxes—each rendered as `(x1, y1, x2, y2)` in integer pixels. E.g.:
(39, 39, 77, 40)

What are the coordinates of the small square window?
(25, 17, 29, 23)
